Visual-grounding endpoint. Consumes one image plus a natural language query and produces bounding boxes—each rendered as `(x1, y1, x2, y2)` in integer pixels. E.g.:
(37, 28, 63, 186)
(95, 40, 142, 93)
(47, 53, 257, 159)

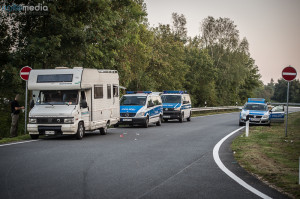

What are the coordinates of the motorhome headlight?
(136, 112, 145, 117)
(64, 118, 74, 124)
(29, 118, 37, 124)
(174, 107, 181, 111)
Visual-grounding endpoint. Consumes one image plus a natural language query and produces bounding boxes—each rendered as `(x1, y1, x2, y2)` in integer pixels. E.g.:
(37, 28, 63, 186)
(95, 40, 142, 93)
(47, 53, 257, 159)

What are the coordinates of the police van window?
(120, 96, 146, 106)
(244, 104, 268, 111)
(107, 84, 112, 99)
(113, 85, 118, 97)
(153, 96, 161, 105)
(148, 97, 154, 107)
(161, 95, 181, 103)
(94, 85, 103, 99)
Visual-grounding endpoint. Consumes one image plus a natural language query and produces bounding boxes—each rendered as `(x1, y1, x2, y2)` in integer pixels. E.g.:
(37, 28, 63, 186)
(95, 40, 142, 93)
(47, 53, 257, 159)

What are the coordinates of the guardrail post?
(245, 115, 249, 137)
(205, 101, 207, 108)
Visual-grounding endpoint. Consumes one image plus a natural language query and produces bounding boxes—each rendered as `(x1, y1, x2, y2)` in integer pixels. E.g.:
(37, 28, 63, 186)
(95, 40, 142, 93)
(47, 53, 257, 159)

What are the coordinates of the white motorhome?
(27, 67, 120, 139)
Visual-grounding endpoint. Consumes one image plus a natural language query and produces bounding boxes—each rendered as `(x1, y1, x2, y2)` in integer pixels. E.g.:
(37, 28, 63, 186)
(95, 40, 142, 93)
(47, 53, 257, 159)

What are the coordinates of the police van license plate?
(122, 118, 132, 121)
(250, 118, 260, 122)
(45, 131, 55, 135)
(163, 115, 170, 118)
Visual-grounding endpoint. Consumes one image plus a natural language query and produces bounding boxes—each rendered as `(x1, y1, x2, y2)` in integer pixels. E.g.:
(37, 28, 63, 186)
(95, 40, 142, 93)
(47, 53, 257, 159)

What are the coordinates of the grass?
(0, 134, 31, 144)
(232, 111, 300, 198)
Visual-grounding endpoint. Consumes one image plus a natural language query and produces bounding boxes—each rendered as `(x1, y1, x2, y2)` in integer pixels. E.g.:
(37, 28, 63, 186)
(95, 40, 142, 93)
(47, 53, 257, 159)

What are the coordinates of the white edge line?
(213, 127, 272, 199)
(0, 140, 38, 147)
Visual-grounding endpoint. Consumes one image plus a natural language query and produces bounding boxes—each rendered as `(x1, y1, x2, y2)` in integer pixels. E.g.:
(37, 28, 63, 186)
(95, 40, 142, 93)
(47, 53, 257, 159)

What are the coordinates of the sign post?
(20, 66, 32, 134)
(282, 66, 297, 137)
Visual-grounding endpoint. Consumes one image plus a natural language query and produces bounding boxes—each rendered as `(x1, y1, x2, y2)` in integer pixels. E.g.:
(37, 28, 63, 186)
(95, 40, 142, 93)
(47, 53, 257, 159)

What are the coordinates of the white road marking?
(0, 140, 39, 147)
(213, 127, 272, 199)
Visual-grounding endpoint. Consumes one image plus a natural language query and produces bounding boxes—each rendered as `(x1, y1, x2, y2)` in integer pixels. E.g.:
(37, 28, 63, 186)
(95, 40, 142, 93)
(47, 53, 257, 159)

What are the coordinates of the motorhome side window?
(94, 85, 103, 99)
(113, 85, 118, 97)
(37, 74, 73, 83)
(107, 84, 112, 99)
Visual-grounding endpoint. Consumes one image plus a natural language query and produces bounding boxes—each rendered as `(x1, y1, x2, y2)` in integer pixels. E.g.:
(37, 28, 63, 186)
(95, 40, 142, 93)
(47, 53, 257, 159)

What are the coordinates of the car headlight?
(174, 107, 181, 111)
(262, 115, 269, 119)
(64, 118, 74, 124)
(136, 112, 145, 117)
(241, 113, 247, 119)
(29, 118, 37, 124)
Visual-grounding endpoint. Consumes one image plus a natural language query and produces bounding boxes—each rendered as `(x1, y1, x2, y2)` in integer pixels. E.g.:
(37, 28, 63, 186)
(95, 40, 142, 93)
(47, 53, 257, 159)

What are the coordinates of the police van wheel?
(156, 116, 162, 126)
(144, 117, 149, 128)
(76, 122, 85, 140)
(30, 134, 39, 139)
(179, 113, 184, 123)
(163, 119, 168, 122)
(239, 122, 244, 126)
(187, 112, 191, 122)
(100, 122, 109, 135)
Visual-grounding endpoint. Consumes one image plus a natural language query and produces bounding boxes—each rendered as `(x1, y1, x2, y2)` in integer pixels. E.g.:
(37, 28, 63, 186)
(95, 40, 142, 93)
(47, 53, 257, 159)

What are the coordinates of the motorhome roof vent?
(98, 69, 118, 73)
(55, 67, 69, 69)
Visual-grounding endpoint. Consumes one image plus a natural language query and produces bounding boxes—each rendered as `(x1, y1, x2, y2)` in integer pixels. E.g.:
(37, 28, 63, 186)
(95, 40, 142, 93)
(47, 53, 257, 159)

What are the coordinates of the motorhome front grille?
(37, 118, 65, 124)
(121, 113, 136, 117)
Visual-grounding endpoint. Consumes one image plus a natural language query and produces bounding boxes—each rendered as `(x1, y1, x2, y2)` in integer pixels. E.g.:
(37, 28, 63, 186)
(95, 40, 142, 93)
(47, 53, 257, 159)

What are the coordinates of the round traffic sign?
(282, 66, 297, 81)
(20, 66, 32, 81)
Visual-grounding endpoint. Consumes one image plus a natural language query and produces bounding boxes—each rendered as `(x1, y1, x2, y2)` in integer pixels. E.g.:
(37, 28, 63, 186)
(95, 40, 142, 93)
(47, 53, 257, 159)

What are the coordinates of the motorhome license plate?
(45, 131, 55, 135)
(123, 119, 132, 121)
(163, 115, 170, 118)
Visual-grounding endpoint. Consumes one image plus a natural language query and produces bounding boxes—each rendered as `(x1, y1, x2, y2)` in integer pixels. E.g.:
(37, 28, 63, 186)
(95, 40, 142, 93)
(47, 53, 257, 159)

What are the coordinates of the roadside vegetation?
(232, 112, 300, 198)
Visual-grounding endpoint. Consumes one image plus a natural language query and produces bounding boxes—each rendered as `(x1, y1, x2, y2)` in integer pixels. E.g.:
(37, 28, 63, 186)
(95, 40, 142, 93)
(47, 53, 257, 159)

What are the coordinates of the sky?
(144, 0, 300, 84)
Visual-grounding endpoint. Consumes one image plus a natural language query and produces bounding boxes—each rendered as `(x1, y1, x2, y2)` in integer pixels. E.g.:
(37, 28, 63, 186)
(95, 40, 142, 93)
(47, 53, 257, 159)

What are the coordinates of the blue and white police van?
(118, 91, 163, 128)
(161, 91, 192, 122)
(239, 98, 271, 126)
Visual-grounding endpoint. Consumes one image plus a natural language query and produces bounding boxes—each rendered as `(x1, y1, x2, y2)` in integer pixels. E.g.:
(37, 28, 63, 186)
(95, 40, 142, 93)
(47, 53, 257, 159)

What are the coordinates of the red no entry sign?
(20, 66, 32, 81)
(282, 66, 297, 81)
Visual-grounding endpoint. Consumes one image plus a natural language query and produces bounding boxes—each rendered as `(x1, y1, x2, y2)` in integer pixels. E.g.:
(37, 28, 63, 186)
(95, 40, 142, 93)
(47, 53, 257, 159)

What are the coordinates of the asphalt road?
(1, 110, 298, 199)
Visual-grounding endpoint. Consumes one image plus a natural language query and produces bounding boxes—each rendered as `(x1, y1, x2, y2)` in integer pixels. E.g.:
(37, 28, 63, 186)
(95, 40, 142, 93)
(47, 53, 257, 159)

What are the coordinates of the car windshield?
(120, 96, 147, 106)
(37, 90, 78, 105)
(244, 103, 268, 111)
(161, 95, 181, 103)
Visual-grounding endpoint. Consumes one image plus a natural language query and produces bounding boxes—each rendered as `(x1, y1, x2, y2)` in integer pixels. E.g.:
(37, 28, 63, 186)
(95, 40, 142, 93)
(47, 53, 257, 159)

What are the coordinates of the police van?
(161, 91, 192, 122)
(118, 91, 163, 128)
(239, 98, 270, 126)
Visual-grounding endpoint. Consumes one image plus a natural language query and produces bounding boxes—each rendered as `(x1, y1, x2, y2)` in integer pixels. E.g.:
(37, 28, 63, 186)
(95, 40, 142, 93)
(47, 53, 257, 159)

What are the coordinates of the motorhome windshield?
(120, 96, 147, 106)
(244, 103, 268, 111)
(37, 90, 78, 105)
(161, 95, 181, 103)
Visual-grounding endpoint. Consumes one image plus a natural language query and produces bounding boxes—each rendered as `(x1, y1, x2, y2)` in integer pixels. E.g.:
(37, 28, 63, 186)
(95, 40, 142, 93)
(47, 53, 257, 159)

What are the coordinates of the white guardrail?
(191, 106, 242, 112)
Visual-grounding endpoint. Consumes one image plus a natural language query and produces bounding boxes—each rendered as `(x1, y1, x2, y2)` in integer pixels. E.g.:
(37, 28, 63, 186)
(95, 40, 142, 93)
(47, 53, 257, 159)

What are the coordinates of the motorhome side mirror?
(80, 100, 88, 109)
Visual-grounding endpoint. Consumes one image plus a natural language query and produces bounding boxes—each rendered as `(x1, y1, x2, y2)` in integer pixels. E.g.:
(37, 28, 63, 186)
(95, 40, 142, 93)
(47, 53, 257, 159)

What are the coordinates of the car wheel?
(30, 134, 39, 139)
(100, 122, 109, 135)
(76, 122, 85, 140)
(187, 112, 191, 122)
(156, 116, 162, 126)
(144, 117, 149, 128)
(179, 113, 184, 123)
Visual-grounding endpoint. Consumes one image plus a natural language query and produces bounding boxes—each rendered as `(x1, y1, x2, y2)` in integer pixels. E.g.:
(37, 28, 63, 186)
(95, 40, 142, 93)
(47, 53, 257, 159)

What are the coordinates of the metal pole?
(285, 81, 289, 137)
(25, 80, 28, 134)
(299, 156, 300, 185)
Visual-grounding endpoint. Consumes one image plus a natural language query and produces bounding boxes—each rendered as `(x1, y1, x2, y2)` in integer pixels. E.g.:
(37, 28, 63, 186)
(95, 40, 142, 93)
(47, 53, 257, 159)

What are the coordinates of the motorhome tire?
(156, 115, 162, 126)
(76, 122, 84, 140)
(30, 134, 39, 139)
(100, 122, 109, 135)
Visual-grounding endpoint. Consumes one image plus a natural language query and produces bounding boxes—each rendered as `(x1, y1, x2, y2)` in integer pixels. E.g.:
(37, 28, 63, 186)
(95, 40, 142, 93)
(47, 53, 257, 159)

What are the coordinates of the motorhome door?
(80, 91, 90, 127)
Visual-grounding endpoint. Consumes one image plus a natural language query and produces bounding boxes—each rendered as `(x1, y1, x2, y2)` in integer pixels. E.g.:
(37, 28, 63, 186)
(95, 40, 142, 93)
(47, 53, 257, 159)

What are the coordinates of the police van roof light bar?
(163, 90, 188, 94)
(247, 98, 265, 104)
(126, 91, 152, 94)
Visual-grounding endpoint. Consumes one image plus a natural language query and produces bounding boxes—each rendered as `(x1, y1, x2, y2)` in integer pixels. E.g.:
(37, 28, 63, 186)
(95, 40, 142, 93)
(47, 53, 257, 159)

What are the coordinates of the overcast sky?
(144, 0, 300, 84)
